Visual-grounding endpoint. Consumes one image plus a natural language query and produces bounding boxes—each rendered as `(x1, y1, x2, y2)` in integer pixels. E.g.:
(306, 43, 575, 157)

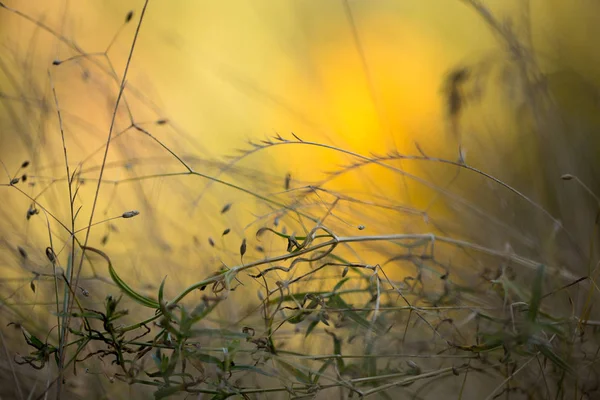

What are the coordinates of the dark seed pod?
(26, 205, 39, 220)
(285, 173, 291, 190)
(561, 174, 574, 181)
(17, 246, 27, 259)
(122, 210, 140, 218)
(222, 228, 231, 236)
(221, 203, 232, 214)
(30, 280, 36, 293)
(10, 177, 19, 185)
(240, 238, 247, 258)
(21, 160, 30, 168)
(45, 247, 56, 263)
(156, 119, 168, 125)
(125, 10, 134, 23)
(208, 237, 215, 247)
(21, 174, 27, 182)
(52, 60, 62, 65)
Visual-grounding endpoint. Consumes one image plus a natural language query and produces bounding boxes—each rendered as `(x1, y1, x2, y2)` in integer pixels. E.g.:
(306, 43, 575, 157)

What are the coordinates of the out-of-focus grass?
(1, 0, 600, 399)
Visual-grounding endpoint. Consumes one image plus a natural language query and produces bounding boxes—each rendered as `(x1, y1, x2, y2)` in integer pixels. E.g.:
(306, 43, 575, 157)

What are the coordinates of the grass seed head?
(285, 173, 291, 190)
(240, 238, 247, 258)
(45, 247, 56, 263)
(221, 203, 232, 214)
(17, 246, 28, 259)
(26, 204, 39, 220)
(122, 210, 140, 218)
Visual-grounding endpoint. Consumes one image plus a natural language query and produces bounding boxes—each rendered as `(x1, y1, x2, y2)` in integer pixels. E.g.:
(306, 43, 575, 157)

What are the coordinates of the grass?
(1, 0, 600, 399)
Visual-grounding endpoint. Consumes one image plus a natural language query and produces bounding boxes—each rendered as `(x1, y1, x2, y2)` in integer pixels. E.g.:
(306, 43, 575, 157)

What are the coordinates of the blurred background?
(1, 0, 600, 398)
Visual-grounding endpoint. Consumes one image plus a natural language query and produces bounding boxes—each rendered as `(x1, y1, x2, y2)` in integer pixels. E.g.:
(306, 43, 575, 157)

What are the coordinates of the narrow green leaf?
(326, 330, 344, 371)
(332, 277, 350, 292)
(288, 310, 309, 325)
(277, 360, 311, 384)
(186, 351, 224, 368)
(22, 328, 44, 350)
(328, 295, 375, 332)
(313, 359, 333, 384)
(158, 276, 167, 305)
(230, 364, 276, 377)
(305, 319, 319, 338)
(84, 246, 159, 308)
(188, 328, 247, 339)
(537, 344, 574, 375)
(528, 264, 546, 323)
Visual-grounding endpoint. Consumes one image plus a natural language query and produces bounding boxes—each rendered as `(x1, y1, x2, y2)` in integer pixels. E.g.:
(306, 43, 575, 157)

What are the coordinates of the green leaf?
(188, 302, 219, 325)
(496, 276, 527, 302)
(536, 343, 574, 375)
(153, 384, 185, 399)
(328, 295, 376, 332)
(22, 329, 45, 350)
(332, 277, 350, 292)
(84, 246, 159, 309)
(313, 359, 333, 384)
(528, 264, 546, 323)
(305, 319, 319, 338)
(152, 349, 163, 370)
(326, 330, 344, 371)
(230, 364, 275, 377)
(188, 328, 247, 339)
(288, 310, 309, 325)
(185, 351, 224, 368)
(277, 360, 311, 384)
(158, 276, 167, 305)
